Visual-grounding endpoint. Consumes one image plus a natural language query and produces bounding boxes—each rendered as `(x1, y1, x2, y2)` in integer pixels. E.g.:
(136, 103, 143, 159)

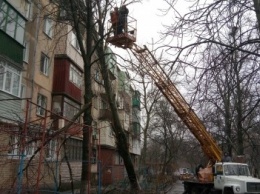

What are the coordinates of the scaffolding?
(0, 98, 93, 193)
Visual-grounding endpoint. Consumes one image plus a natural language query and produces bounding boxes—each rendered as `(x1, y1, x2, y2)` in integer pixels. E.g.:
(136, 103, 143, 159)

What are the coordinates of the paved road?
(168, 180, 184, 194)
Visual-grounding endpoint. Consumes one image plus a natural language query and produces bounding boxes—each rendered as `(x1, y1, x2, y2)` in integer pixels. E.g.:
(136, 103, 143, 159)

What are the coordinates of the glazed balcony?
(0, 31, 23, 65)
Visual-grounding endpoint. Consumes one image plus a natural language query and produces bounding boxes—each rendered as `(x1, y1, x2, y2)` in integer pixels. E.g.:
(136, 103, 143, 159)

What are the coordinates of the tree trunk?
(97, 46, 141, 190)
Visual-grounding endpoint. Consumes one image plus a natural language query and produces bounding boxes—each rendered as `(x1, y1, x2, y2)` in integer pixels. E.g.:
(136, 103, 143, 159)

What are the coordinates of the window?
(71, 31, 80, 51)
(8, 133, 37, 158)
(26, 140, 36, 157)
(43, 16, 53, 38)
(92, 121, 98, 135)
(115, 152, 124, 165)
(46, 139, 57, 160)
(109, 125, 113, 136)
(8, 135, 19, 156)
(94, 69, 104, 85)
(37, 94, 47, 116)
(23, 41, 29, 62)
(25, 0, 32, 20)
(91, 149, 96, 164)
(117, 96, 124, 109)
(0, 1, 26, 44)
(63, 97, 80, 120)
(100, 99, 108, 109)
(66, 138, 82, 161)
(40, 53, 49, 76)
(69, 65, 82, 87)
(94, 69, 100, 82)
(59, 8, 67, 19)
(0, 60, 21, 97)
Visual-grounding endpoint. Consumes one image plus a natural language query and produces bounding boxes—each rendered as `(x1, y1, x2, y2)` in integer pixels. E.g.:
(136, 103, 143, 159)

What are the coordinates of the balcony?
(53, 58, 82, 103)
(0, 31, 23, 65)
(99, 109, 113, 121)
(131, 122, 140, 138)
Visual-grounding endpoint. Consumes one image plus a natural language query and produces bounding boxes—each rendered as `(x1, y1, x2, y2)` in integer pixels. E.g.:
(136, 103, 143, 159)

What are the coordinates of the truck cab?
(214, 162, 260, 194)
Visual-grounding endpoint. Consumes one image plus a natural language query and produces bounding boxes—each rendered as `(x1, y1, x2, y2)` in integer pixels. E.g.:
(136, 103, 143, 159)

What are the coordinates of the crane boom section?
(130, 44, 222, 163)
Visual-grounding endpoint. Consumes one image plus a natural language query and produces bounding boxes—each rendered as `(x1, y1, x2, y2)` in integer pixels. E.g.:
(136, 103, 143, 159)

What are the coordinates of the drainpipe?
(28, 0, 41, 119)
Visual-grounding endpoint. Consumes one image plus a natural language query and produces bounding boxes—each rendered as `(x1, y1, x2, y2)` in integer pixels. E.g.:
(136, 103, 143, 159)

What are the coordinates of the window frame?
(8, 134, 19, 156)
(66, 138, 82, 161)
(0, 60, 22, 97)
(63, 97, 80, 120)
(69, 64, 82, 88)
(0, 1, 26, 44)
(25, 139, 36, 158)
(45, 138, 57, 161)
(36, 93, 47, 116)
(71, 31, 80, 52)
(40, 53, 49, 76)
(25, 0, 32, 20)
(43, 15, 53, 38)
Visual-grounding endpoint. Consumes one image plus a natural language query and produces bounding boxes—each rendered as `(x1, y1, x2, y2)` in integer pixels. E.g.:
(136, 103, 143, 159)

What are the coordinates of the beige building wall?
(54, 24, 84, 69)
(99, 121, 116, 147)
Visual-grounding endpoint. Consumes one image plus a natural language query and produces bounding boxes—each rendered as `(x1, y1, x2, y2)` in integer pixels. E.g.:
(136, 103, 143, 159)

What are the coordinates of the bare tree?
(148, 99, 187, 175)
(138, 75, 161, 167)
(159, 0, 260, 164)
(50, 0, 142, 192)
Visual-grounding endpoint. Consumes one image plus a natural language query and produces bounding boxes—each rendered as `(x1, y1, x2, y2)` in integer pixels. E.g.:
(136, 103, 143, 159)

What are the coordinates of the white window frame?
(46, 139, 57, 161)
(118, 96, 124, 109)
(25, 140, 36, 157)
(8, 135, 19, 156)
(25, 0, 32, 20)
(69, 64, 82, 88)
(0, 60, 21, 97)
(43, 16, 53, 38)
(71, 31, 80, 51)
(63, 97, 80, 120)
(40, 53, 49, 76)
(36, 93, 47, 116)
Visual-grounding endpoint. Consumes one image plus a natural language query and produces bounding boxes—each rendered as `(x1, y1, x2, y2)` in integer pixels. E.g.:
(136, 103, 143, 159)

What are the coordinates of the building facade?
(0, 0, 141, 192)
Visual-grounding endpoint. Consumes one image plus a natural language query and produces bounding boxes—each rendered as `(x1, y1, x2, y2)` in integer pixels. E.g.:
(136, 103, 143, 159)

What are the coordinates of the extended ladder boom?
(130, 44, 222, 164)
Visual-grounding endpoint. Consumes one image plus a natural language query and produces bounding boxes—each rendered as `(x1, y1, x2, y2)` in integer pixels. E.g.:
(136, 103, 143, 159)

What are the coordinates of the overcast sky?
(129, 0, 168, 45)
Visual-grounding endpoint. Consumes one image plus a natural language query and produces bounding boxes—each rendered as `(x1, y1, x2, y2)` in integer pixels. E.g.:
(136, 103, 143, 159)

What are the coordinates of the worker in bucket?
(110, 7, 119, 35)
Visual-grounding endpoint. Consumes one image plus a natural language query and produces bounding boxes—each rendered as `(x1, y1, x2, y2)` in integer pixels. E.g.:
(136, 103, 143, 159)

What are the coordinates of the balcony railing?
(0, 31, 23, 65)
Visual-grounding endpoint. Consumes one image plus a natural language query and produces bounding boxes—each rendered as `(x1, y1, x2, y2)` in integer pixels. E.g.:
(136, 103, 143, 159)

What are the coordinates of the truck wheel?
(223, 187, 234, 194)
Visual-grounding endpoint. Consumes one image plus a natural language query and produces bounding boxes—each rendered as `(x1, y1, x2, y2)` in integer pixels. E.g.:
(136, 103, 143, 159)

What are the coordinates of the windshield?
(224, 164, 250, 176)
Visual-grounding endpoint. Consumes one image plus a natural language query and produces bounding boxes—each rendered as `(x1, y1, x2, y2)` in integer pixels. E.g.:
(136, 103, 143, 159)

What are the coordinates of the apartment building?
(0, 0, 141, 192)
(95, 49, 141, 185)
